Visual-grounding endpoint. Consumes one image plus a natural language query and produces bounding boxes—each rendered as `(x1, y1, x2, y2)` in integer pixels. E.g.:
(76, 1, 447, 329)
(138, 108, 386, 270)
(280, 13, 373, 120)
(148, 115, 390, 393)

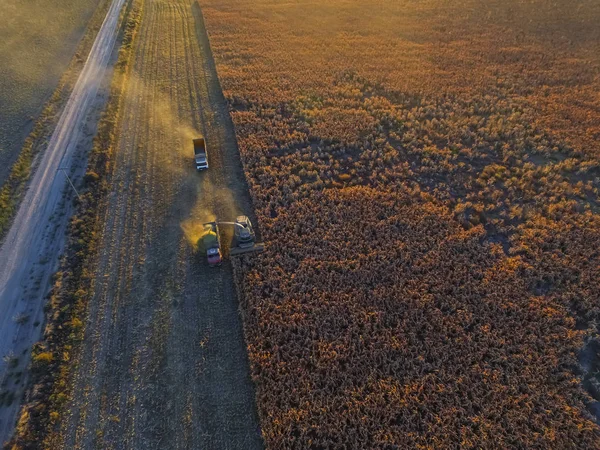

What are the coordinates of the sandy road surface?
(56, 1, 263, 449)
(0, 0, 126, 444)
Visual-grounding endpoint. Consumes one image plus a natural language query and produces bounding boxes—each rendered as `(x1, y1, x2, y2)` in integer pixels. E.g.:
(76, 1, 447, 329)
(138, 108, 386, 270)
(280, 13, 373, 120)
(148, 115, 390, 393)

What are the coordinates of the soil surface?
(57, 1, 263, 448)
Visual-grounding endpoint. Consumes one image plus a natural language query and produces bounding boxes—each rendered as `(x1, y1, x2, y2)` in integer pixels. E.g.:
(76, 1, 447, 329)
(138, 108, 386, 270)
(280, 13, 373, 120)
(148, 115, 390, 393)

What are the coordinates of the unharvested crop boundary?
(4, 0, 143, 447)
(0, 0, 113, 240)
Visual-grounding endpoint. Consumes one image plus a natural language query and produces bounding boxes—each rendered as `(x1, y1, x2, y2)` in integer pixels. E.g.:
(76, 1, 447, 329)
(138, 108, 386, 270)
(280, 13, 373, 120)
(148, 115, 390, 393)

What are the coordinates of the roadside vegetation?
(0, 0, 112, 239)
(201, 0, 600, 447)
(5, 1, 142, 447)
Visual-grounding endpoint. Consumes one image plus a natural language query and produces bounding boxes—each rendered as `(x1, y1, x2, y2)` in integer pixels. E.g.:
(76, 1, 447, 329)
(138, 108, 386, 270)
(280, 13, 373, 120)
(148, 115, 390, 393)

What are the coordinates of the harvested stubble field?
(200, 0, 600, 448)
(51, 0, 263, 447)
(0, 0, 101, 184)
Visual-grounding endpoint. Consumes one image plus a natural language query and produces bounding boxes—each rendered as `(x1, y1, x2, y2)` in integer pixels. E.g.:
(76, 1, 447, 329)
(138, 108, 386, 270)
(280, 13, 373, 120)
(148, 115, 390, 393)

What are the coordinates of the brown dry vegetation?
(200, 0, 600, 447)
(0, 0, 112, 237)
(0, 0, 102, 182)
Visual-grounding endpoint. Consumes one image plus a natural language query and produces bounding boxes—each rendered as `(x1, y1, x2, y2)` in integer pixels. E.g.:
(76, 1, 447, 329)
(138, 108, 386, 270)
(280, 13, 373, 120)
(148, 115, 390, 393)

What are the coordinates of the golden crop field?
(200, 0, 600, 447)
(4, 0, 600, 448)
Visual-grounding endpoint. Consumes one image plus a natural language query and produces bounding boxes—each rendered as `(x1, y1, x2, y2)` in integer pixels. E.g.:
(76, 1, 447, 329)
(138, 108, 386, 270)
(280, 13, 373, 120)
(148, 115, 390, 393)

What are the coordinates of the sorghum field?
(201, 0, 600, 447)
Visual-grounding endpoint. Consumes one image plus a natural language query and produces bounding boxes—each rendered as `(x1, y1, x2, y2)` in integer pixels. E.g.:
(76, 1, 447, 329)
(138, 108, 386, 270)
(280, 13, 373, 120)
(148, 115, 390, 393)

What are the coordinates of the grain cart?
(199, 222, 222, 266)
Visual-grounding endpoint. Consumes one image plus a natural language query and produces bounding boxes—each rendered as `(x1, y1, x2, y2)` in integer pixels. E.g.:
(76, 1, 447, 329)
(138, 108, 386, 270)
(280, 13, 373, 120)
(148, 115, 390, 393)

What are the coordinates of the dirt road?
(0, 0, 126, 444)
(56, 1, 263, 448)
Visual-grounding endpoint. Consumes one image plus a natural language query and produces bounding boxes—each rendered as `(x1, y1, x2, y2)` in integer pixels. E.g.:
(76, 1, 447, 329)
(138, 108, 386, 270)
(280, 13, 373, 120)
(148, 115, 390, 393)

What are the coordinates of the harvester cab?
(229, 216, 264, 257)
(233, 215, 255, 248)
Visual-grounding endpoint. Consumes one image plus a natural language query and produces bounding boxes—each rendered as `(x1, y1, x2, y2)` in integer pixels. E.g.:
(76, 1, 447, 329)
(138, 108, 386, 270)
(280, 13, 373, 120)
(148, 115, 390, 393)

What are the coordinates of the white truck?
(194, 137, 208, 171)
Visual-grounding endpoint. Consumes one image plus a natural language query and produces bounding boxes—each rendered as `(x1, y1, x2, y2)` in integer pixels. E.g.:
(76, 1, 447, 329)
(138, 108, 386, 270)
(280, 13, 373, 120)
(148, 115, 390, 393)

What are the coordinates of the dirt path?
(0, 0, 126, 444)
(58, 1, 263, 448)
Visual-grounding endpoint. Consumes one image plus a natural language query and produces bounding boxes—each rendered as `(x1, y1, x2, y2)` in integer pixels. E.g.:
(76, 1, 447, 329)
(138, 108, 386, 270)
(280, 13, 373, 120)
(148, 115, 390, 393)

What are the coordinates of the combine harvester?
(227, 215, 265, 257)
(199, 216, 264, 266)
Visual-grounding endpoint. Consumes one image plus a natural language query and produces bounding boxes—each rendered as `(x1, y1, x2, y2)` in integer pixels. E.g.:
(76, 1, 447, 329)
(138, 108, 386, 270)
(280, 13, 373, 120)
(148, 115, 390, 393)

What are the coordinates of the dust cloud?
(181, 217, 212, 250)
(125, 73, 202, 176)
(182, 176, 241, 251)
(120, 76, 240, 250)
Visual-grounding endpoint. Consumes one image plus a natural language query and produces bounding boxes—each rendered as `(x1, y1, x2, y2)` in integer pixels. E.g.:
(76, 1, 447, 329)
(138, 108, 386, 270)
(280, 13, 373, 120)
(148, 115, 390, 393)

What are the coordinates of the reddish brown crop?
(202, 0, 600, 448)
